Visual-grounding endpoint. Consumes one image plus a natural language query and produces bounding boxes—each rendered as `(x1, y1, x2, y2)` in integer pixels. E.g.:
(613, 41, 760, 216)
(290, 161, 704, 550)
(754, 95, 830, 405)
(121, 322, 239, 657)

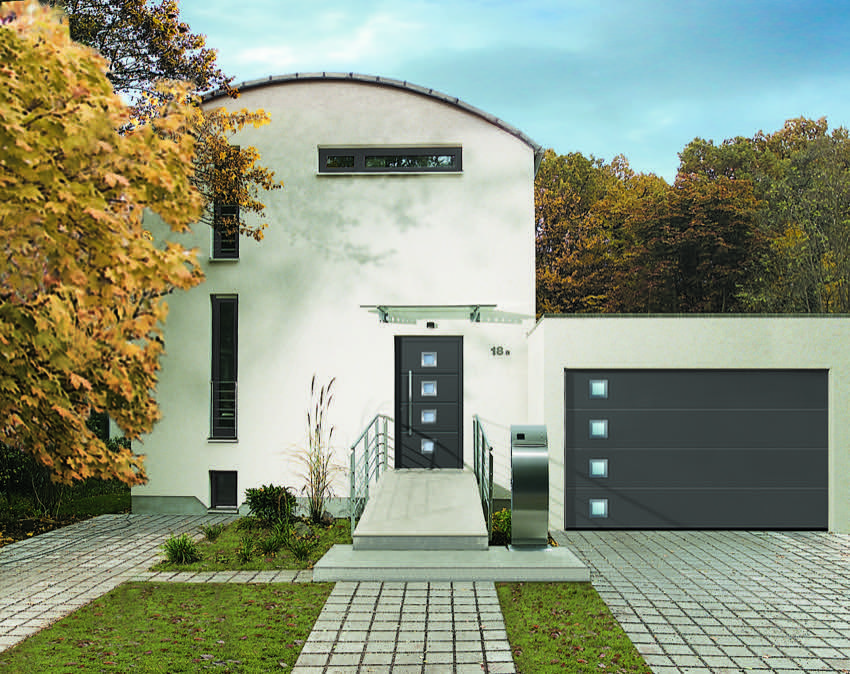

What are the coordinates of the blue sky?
(179, 0, 850, 182)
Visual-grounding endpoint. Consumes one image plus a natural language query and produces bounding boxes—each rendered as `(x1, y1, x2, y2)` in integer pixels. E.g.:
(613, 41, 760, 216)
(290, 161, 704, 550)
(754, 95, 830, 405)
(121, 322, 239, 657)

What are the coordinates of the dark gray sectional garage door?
(565, 370, 827, 529)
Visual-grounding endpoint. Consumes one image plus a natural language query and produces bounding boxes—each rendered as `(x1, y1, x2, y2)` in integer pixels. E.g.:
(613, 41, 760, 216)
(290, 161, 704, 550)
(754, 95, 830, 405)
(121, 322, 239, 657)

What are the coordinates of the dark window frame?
(213, 204, 239, 259)
(210, 470, 237, 507)
(319, 146, 462, 173)
(211, 295, 238, 439)
(212, 146, 240, 259)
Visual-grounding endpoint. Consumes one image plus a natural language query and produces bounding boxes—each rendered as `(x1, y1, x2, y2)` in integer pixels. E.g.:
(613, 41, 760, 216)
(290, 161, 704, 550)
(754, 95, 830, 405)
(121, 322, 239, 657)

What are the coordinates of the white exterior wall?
(133, 78, 536, 512)
(528, 315, 850, 534)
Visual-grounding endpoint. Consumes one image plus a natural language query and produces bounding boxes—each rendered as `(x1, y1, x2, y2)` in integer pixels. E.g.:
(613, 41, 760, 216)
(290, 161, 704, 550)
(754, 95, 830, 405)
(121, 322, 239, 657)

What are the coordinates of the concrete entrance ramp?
(314, 469, 589, 582)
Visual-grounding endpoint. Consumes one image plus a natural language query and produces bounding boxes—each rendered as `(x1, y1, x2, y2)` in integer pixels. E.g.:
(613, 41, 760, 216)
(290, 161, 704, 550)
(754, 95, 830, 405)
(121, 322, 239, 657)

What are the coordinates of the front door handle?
(408, 370, 412, 436)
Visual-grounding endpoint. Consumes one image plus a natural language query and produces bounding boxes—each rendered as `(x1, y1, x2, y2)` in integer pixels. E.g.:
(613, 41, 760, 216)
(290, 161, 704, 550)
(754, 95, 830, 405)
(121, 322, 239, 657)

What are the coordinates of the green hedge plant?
(244, 484, 296, 525)
(491, 508, 512, 546)
(161, 533, 201, 564)
(199, 523, 225, 542)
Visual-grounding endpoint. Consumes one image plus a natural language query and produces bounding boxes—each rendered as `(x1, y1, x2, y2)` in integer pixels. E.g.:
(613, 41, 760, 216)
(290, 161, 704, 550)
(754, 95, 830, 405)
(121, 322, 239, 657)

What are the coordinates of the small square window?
(421, 381, 437, 396)
(421, 409, 437, 424)
(589, 419, 608, 439)
(421, 352, 437, 367)
(589, 459, 608, 478)
(210, 470, 237, 508)
(589, 499, 608, 518)
(421, 439, 434, 454)
(589, 379, 608, 399)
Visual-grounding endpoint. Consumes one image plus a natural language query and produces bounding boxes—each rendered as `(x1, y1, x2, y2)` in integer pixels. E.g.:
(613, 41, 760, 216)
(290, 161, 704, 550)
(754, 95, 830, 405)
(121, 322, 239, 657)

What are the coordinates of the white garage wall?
(529, 315, 850, 534)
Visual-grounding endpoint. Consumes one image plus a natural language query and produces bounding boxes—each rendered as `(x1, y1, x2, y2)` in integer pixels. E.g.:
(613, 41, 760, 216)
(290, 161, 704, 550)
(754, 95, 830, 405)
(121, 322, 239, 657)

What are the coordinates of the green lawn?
(497, 582, 653, 673)
(0, 582, 332, 674)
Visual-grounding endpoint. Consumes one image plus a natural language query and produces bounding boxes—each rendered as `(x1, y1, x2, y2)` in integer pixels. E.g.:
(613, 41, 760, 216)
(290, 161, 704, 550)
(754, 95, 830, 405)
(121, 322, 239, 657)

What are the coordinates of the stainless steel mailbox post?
(510, 425, 549, 548)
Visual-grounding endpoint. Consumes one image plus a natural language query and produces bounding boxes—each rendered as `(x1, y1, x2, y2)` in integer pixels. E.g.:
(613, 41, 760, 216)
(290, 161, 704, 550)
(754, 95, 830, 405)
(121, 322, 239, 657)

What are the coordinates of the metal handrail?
(473, 414, 494, 543)
(349, 414, 394, 533)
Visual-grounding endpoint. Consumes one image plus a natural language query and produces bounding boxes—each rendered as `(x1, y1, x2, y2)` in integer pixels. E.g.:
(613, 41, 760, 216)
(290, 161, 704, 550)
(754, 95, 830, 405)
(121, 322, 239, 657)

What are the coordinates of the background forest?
(536, 117, 850, 316)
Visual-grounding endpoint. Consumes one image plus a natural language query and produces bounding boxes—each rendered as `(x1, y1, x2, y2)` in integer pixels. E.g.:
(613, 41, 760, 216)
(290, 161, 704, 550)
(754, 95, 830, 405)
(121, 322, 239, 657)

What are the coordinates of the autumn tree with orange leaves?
(0, 2, 205, 484)
(43, 0, 283, 241)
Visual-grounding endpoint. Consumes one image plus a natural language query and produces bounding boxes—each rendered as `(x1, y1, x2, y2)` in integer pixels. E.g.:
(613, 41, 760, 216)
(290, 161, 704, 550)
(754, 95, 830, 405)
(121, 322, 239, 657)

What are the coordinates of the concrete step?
(313, 545, 591, 582)
(352, 469, 488, 551)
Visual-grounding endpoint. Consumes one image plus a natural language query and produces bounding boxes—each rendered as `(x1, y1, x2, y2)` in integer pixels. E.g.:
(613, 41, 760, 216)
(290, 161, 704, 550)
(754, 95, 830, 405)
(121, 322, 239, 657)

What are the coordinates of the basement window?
(319, 146, 462, 173)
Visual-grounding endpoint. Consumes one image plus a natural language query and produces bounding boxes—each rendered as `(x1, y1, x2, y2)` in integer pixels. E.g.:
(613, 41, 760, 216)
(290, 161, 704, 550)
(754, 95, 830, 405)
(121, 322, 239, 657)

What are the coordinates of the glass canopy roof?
(360, 304, 532, 324)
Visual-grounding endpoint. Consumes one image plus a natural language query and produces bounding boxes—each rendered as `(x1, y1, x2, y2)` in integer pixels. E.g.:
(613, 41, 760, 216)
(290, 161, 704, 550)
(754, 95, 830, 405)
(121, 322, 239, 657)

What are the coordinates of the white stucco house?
(134, 73, 850, 535)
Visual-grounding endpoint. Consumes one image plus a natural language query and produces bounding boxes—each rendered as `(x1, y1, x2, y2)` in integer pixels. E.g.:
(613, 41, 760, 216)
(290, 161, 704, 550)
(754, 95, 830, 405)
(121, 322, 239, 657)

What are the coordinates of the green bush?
(236, 533, 255, 563)
(491, 508, 512, 546)
(244, 484, 296, 525)
(257, 532, 286, 557)
(161, 533, 201, 564)
(285, 534, 316, 562)
(200, 523, 225, 542)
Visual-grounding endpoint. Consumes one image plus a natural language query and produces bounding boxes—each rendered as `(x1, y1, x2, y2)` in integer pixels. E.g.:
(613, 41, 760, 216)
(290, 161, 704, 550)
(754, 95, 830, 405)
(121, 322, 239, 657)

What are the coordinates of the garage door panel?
(565, 369, 828, 530)
(568, 410, 827, 449)
(567, 370, 828, 411)
(572, 448, 826, 489)
(569, 488, 827, 529)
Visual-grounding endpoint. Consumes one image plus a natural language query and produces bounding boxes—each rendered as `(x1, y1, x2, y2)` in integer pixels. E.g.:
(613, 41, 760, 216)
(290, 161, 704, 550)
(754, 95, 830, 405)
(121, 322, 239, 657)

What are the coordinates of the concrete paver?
(291, 581, 516, 673)
(0, 513, 237, 651)
(554, 530, 850, 674)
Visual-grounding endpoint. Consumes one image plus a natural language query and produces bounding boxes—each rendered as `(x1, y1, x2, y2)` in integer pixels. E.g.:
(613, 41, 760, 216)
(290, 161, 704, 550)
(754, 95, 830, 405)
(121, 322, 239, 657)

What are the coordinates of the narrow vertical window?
(212, 146, 240, 259)
(211, 295, 238, 438)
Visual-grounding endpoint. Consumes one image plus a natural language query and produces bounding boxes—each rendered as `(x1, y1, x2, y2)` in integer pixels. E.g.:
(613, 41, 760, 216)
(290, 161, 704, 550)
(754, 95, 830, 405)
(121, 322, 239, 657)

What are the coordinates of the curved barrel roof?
(202, 72, 545, 174)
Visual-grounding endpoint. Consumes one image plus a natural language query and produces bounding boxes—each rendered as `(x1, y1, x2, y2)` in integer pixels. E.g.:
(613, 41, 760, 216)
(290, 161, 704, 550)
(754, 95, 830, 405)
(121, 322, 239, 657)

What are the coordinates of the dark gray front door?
(565, 369, 828, 529)
(395, 336, 463, 468)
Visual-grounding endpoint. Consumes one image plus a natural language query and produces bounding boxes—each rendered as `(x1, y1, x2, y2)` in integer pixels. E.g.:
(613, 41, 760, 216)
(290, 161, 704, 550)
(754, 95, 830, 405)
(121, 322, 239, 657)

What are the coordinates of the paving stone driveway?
(0, 513, 236, 652)
(553, 530, 850, 674)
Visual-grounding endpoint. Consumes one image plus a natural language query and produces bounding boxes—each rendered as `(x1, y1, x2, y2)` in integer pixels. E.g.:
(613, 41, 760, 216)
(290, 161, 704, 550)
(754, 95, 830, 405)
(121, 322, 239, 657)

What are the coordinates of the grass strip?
(497, 581, 653, 673)
(152, 518, 352, 571)
(0, 582, 333, 674)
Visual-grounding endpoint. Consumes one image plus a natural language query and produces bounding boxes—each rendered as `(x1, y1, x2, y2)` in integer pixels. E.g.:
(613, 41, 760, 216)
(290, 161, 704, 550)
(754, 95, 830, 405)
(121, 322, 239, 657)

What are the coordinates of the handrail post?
(350, 446, 356, 533)
(488, 448, 494, 541)
(363, 431, 370, 502)
(382, 416, 388, 471)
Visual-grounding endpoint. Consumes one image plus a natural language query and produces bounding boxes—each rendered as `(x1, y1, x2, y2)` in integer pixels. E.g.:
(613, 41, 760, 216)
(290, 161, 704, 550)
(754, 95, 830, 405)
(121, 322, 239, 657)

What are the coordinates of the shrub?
(491, 508, 512, 546)
(257, 532, 286, 557)
(200, 523, 225, 542)
(236, 533, 255, 563)
(286, 533, 317, 563)
(244, 484, 296, 525)
(161, 533, 201, 564)
(271, 519, 292, 538)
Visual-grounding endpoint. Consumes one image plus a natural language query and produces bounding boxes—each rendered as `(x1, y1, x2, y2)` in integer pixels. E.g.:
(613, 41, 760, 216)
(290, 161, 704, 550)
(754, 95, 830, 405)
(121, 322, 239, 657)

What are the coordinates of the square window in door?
(589, 498, 608, 518)
(589, 459, 608, 478)
(421, 352, 437, 367)
(421, 409, 437, 424)
(589, 419, 608, 439)
(421, 381, 437, 396)
(421, 439, 434, 454)
(589, 379, 608, 399)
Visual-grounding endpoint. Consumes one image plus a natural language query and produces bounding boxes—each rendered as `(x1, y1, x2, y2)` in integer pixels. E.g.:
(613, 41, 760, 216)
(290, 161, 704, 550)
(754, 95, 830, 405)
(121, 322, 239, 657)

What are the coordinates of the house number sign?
(490, 346, 511, 356)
